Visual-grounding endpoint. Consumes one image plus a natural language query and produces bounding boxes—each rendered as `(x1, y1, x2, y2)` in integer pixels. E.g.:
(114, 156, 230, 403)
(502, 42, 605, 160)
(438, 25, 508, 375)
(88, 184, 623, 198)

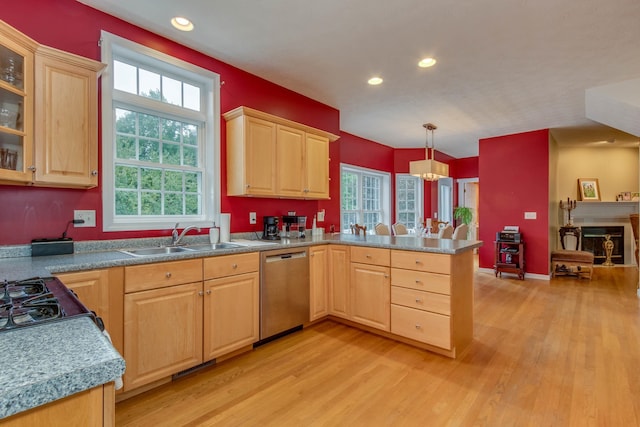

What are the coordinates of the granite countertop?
(0, 233, 483, 281)
(0, 317, 125, 419)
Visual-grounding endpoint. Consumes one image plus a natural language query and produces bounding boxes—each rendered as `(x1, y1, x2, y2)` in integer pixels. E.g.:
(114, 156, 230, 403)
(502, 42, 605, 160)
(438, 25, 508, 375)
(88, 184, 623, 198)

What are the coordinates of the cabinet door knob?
(206, 289, 211, 295)
(232, 263, 238, 269)
(91, 170, 98, 176)
(165, 272, 172, 278)
(198, 291, 204, 296)
(28, 165, 36, 172)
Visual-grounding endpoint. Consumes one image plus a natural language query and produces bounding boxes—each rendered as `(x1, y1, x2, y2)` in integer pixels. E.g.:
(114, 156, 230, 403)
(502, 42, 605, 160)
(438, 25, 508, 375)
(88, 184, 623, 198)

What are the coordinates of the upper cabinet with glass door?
(0, 20, 105, 188)
(0, 21, 36, 184)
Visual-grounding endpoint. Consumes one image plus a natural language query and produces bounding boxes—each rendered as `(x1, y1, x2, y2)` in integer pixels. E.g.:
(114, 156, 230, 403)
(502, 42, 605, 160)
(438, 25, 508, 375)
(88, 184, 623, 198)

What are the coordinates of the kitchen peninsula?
(0, 233, 481, 417)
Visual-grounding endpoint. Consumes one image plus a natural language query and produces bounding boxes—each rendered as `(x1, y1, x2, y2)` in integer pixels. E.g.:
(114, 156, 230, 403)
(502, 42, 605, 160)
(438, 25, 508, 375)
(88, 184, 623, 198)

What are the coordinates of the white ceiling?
(78, 0, 640, 158)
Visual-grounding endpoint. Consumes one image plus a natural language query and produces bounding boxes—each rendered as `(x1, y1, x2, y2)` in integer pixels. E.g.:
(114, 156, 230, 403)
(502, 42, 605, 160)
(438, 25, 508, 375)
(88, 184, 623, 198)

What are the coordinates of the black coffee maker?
(262, 216, 280, 240)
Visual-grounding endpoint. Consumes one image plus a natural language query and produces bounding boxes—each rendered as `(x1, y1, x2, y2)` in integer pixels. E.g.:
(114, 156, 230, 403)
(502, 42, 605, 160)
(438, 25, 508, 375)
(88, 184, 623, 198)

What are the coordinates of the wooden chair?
(350, 223, 367, 235)
(374, 223, 390, 235)
(452, 224, 469, 240)
(438, 225, 454, 239)
(392, 222, 408, 235)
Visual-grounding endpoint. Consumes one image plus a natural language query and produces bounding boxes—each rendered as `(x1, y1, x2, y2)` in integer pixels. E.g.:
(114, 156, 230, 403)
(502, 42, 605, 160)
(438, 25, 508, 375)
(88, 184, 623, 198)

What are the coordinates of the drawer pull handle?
(415, 279, 421, 284)
(415, 298, 422, 303)
(366, 254, 372, 258)
(232, 263, 238, 269)
(165, 272, 172, 278)
(415, 324, 422, 329)
(415, 259, 421, 264)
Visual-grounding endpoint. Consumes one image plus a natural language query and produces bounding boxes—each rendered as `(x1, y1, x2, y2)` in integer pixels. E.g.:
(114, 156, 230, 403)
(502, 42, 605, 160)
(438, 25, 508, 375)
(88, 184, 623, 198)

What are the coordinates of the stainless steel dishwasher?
(259, 247, 309, 344)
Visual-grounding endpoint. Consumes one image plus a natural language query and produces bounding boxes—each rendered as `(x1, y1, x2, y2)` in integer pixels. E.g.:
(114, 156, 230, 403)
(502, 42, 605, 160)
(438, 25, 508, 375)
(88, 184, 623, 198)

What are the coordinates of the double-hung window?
(395, 174, 423, 230)
(100, 31, 220, 231)
(340, 164, 391, 233)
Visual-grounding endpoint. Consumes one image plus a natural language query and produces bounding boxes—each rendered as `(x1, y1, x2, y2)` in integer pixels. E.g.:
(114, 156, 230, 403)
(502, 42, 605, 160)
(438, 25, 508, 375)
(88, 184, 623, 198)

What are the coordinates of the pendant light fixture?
(409, 123, 449, 181)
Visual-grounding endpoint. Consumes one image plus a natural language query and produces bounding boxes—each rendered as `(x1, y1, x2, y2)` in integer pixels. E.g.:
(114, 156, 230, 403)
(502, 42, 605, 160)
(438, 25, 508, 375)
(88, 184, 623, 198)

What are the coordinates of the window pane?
(113, 61, 137, 94)
(116, 135, 136, 159)
(139, 113, 160, 138)
(164, 170, 183, 192)
(115, 165, 138, 189)
(185, 172, 199, 192)
(139, 68, 161, 99)
(141, 168, 161, 190)
(162, 76, 182, 106)
(115, 108, 136, 134)
(115, 191, 138, 215)
(183, 146, 198, 167)
(183, 124, 197, 145)
(162, 143, 181, 165)
(161, 119, 181, 142)
(139, 139, 159, 162)
(185, 194, 199, 215)
(165, 193, 183, 215)
(183, 83, 200, 111)
(141, 192, 161, 215)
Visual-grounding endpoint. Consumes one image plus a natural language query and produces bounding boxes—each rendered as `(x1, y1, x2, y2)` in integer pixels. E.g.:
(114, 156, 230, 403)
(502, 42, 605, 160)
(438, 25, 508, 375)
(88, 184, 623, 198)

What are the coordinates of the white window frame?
(100, 31, 220, 232)
(340, 164, 391, 234)
(395, 174, 423, 230)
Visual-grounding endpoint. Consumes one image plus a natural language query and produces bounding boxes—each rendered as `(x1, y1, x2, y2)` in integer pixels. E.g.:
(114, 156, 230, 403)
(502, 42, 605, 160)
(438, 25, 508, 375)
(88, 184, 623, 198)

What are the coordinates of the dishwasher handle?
(264, 251, 307, 263)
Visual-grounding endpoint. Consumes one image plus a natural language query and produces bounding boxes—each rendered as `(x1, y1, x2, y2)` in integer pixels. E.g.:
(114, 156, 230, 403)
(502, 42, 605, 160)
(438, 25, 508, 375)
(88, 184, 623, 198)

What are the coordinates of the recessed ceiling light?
(368, 76, 383, 85)
(171, 16, 194, 32)
(418, 57, 437, 68)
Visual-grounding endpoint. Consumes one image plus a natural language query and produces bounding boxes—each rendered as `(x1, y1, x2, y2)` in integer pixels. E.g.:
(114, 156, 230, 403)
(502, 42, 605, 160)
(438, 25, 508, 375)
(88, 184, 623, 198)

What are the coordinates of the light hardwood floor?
(116, 266, 640, 426)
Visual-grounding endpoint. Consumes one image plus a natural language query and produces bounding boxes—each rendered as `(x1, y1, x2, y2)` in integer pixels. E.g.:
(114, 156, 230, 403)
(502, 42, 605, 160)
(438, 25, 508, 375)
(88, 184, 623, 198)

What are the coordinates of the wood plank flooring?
(115, 266, 640, 426)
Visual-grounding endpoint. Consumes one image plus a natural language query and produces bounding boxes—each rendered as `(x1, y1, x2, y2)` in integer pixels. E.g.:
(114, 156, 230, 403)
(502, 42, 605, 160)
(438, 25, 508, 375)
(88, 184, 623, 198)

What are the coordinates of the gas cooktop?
(0, 277, 99, 332)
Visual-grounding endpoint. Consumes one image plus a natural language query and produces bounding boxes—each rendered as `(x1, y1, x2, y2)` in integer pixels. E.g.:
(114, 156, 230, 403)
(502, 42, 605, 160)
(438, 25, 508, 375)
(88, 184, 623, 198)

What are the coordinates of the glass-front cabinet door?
(0, 21, 35, 183)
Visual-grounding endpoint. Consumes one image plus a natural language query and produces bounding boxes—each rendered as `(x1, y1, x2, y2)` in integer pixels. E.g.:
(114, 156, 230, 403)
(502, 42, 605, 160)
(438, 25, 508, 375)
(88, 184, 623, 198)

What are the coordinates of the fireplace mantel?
(572, 201, 638, 223)
(565, 201, 639, 266)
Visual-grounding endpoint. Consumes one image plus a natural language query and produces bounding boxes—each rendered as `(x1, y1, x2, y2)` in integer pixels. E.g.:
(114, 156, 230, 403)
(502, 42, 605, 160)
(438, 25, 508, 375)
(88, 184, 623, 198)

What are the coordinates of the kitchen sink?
(119, 242, 241, 257)
(119, 246, 196, 257)
(184, 242, 241, 251)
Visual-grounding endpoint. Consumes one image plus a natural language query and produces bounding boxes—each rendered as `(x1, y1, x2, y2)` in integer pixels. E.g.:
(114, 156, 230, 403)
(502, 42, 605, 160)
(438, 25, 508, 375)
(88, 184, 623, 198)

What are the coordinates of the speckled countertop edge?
(0, 317, 125, 419)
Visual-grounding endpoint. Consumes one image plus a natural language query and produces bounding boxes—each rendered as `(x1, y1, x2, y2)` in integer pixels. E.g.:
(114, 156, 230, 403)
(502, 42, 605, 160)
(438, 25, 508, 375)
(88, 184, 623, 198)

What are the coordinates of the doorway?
(458, 178, 479, 241)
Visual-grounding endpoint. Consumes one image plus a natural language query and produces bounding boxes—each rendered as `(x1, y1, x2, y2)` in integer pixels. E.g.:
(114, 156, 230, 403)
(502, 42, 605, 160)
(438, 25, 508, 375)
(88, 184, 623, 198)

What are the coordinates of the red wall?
(0, 0, 339, 244)
(478, 129, 549, 275)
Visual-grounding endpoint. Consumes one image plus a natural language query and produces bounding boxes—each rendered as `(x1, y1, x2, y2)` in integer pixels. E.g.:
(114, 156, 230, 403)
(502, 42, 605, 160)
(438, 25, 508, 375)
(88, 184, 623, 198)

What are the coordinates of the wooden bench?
(550, 250, 594, 280)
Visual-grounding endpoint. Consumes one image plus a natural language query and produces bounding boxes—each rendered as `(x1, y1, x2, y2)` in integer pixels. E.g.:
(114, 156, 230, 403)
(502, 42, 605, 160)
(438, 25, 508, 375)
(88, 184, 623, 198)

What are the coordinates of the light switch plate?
(74, 210, 96, 227)
(524, 211, 537, 220)
(249, 212, 257, 224)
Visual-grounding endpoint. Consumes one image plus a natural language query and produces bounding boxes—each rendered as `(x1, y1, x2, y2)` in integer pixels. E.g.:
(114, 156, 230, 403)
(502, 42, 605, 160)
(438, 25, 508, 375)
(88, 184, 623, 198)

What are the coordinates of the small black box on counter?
(496, 231, 522, 243)
(31, 238, 74, 257)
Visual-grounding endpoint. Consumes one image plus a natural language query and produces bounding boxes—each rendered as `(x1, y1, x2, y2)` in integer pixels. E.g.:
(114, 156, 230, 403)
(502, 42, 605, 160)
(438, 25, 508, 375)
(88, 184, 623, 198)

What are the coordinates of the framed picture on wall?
(578, 178, 601, 201)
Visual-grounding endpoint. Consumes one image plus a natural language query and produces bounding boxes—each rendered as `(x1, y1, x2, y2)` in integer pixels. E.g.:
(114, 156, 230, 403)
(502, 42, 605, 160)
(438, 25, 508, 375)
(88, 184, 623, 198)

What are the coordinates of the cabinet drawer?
(391, 268, 451, 295)
(391, 250, 451, 274)
(350, 246, 390, 266)
(125, 259, 203, 293)
(203, 252, 259, 279)
(391, 286, 450, 315)
(391, 305, 451, 349)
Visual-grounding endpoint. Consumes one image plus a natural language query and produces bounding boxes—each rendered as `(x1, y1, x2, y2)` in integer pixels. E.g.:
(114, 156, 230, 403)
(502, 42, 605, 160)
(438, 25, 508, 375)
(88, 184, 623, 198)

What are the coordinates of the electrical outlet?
(249, 212, 257, 224)
(524, 211, 537, 220)
(317, 209, 325, 222)
(74, 210, 96, 227)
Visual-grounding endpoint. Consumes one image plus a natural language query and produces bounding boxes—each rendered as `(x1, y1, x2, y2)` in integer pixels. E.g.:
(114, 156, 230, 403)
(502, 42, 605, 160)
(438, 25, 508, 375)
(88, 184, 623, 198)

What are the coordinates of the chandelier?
(409, 123, 449, 181)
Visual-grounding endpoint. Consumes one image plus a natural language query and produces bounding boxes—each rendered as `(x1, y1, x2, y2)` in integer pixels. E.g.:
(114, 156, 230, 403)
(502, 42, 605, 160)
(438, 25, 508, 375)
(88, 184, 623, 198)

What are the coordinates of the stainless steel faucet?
(171, 223, 201, 246)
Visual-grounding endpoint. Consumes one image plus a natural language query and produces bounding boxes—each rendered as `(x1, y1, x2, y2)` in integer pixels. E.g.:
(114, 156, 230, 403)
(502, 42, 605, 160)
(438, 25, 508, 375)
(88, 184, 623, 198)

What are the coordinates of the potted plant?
(454, 206, 473, 226)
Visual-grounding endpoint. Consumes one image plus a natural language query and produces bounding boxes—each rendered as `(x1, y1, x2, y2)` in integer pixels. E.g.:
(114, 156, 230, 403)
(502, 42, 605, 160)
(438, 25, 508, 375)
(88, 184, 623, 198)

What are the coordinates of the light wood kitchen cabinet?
(350, 247, 390, 331)
(123, 259, 204, 391)
(34, 45, 104, 188)
(0, 20, 104, 188)
(309, 245, 329, 321)
(328, 244, 350, 318)
(124, 281, 203, 391)
(226, 114, 277, 196)
(0, 383, 114, 427)
(390, 250, 474, 357)
(223, 106, 338, 199)
(203, 253, 260, 360)
(0, 20, 36, 184)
